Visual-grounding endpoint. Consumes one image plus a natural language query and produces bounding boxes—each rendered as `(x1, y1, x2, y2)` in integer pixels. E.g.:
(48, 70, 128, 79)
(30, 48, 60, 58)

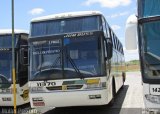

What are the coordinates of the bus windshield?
(31, 16, 101, 37)
(139, 0, 160, 18)
(30, 39, 63, 80)
(142, 20, 160, 78)
(0, 51, 12, 84)
(30, 35, 104, 81)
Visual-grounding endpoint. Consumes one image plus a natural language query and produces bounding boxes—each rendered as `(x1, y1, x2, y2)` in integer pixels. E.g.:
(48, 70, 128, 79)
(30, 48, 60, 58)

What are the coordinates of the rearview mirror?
(106, 39, 113, 60)
(125, 14, 138, 50)
(20, 46, 28, 65)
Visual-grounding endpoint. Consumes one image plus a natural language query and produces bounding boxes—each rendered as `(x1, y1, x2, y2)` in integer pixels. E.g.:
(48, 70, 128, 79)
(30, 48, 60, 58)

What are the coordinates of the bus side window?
(106, 23, 110, 38)
(111, 31, 115, 49)
(104, 40, 107, 58)
(115, 36, 118, 50)
(102, 17, 107, 38)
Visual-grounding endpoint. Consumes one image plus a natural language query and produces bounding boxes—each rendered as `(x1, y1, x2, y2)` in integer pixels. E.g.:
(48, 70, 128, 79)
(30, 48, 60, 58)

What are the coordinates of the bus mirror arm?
(105, 57, 108, 61)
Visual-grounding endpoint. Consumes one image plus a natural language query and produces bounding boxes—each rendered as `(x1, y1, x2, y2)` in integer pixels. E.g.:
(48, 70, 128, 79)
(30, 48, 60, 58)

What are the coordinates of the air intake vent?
(46, 85, 83, 91)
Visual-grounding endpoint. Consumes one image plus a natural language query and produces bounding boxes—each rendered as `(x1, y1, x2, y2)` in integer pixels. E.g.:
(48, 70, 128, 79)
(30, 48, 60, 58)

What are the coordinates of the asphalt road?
(45, 72, 145, 114)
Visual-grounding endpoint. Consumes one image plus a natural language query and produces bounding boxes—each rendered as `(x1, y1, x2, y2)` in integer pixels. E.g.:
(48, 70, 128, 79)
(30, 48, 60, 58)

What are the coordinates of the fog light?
(149, 111, 154, 114)
(95, 94, 101, 99)
(89, 94, 101, 99)
(89, 95, 96, 99)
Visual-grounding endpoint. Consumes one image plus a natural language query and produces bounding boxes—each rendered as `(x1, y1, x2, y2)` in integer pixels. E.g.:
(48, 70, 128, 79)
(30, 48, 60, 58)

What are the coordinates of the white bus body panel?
(29, 77, 109, 108)
(31, 11, 102, 23)
(29, 75, 123, 108)
(143, 83, 160, 109)
(0, 83, 29, 106)
(30, 88, 108, 108)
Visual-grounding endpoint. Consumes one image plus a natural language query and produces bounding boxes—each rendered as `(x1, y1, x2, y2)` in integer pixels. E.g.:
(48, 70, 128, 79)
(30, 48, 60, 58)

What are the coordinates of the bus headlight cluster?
(86, 84, 100, 89)
(0, 88, 14, 94)
(145, 94, 160, 104)
(89, 94, 101, 99)
(85, 82, 106, 89)
(30, 87, 45, 93)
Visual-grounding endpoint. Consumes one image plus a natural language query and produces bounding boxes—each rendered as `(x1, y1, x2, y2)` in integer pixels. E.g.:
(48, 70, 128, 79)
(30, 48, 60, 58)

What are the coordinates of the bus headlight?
(86, 84, 99, 89)
(145, 94, 160, 104)
(30, 87, 45, 93)
(85, 81, 106, 89)
(0, 88, 15, 94)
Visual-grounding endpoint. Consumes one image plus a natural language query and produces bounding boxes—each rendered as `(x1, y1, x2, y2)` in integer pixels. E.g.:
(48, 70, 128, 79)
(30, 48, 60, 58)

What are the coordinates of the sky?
(0, 0, 139, 61)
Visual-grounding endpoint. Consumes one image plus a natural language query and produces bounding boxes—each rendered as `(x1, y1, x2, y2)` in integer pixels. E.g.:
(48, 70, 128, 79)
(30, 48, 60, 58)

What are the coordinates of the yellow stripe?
(12, 68, 17, 114)
(86, 79, 100, 84)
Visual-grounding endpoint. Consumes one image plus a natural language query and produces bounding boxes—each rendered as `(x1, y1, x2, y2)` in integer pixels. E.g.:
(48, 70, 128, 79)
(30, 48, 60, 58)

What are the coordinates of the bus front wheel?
(109, 80, 116, 106)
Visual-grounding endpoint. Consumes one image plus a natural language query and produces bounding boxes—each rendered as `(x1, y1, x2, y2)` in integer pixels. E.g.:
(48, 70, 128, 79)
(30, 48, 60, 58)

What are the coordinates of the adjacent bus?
(125, 0, 160, 112)
(0, 29, 29, 107)
(29, 11, 125, 109)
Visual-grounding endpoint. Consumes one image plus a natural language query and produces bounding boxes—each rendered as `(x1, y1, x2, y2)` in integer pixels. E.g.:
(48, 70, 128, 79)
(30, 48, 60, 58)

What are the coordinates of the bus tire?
(122, 72, 126, 83)
(121, 72, 126, 89)
(109, 79, 116, 106)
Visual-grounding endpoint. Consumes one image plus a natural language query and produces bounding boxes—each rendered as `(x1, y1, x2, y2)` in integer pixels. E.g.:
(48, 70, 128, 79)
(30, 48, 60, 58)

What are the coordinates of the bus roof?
(31, 11, 102, 23)
(0, 29, 28, 35)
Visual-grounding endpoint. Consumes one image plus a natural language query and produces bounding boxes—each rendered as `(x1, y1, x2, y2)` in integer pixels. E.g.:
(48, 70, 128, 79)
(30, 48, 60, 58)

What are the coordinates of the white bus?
(0, 29, 29, 107)
(29, 11, 125, 109)
(125, 0, 160, 113)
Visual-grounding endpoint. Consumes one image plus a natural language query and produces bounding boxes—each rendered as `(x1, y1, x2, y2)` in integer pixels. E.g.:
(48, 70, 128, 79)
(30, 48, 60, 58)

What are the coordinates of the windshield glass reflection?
(142, 20, 160, 78)
(30, 36, 104, 80)
(0, 51, 12, 84)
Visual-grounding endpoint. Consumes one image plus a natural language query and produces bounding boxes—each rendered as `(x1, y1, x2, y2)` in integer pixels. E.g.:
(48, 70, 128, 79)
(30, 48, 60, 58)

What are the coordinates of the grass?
(126, 64, 140, 71)
(125, 60, 140, 72)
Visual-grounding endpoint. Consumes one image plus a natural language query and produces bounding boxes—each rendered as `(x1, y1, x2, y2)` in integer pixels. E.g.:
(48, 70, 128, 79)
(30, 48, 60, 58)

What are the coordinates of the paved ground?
(45, 72, 145, 114)
(121, 72, 144, 108)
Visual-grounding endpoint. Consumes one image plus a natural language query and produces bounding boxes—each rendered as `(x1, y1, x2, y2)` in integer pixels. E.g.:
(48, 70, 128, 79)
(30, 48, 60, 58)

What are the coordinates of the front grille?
(46, 85, 83, 91)
(46, 86, 62, 90)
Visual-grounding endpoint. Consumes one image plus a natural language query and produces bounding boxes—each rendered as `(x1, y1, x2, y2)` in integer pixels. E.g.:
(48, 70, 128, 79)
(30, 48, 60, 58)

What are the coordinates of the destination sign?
(64, 32, 94, 38)
(33, 40, 60, 46)
(33, 49, 60, 55)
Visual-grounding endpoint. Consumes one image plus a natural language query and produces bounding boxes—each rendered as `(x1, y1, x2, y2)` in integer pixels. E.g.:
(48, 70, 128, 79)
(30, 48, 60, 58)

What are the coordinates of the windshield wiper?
(48, 48, 84, 79)
(64, 48, 84, 79)
(145, 52, 160, 65)
(147, 52, 160, 62)
(34, 46, 84, 79)
(0, 75, 10, 84)
(36, 45, 43, 73)
(51, 56, 61, 68)
(38, 56, 61, 71)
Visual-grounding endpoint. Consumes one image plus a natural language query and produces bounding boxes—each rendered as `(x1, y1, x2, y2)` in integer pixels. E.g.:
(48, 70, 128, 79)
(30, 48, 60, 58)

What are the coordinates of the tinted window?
(0, 35, 18, 48)
(139, 0, 160, 18)
(31, 16, 101, 37)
